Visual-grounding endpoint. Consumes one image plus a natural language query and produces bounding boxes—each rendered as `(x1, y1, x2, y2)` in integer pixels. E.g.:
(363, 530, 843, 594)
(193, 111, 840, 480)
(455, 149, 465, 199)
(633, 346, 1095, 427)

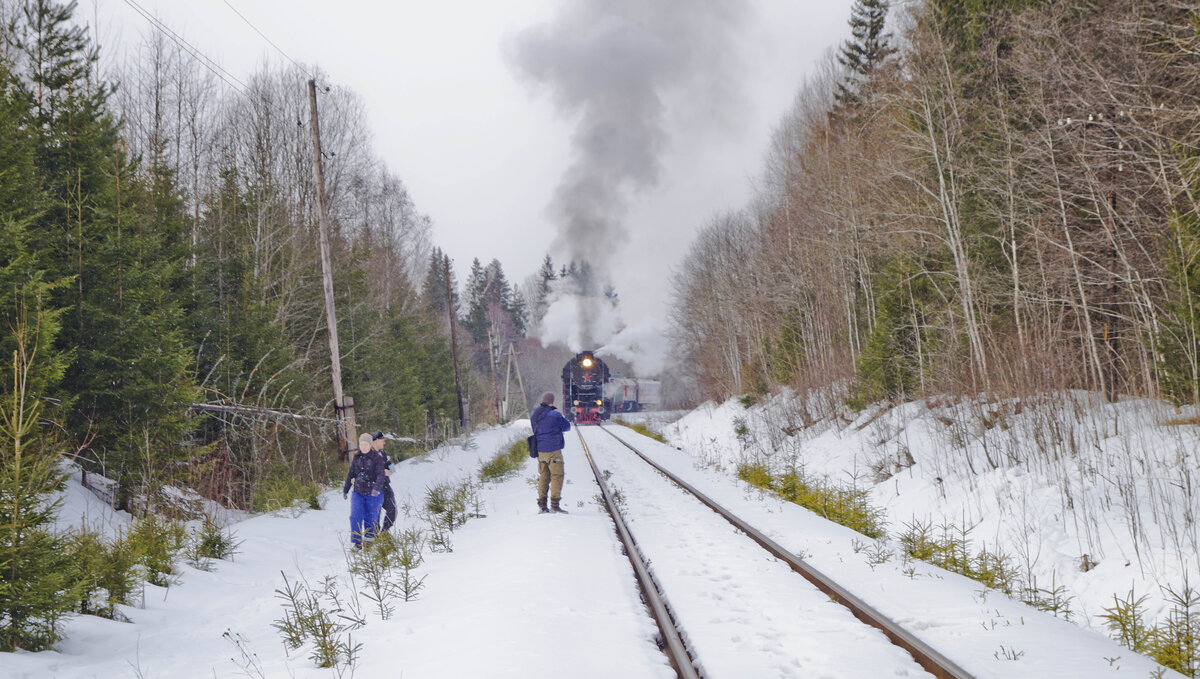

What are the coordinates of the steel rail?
(597, 425, 975, 679)
(575, 428, 701, 679)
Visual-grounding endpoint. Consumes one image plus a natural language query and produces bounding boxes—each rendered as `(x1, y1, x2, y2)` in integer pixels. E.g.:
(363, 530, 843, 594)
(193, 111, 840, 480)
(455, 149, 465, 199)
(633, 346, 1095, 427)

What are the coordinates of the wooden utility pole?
(502, 342, 530, 420)
(308, 78, 356, 459)
(486, 324, 501, 422)
(444, 254, 467, 430)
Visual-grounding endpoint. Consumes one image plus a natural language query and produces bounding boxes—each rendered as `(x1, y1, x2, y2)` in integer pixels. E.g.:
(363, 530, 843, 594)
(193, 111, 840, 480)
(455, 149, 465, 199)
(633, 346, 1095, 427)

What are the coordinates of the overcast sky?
(88, 0, 854, 356)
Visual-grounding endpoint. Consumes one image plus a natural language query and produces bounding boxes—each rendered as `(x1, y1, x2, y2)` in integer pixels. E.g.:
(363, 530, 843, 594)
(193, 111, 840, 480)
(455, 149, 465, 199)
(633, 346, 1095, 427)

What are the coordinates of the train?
(561, 351, 661, 423)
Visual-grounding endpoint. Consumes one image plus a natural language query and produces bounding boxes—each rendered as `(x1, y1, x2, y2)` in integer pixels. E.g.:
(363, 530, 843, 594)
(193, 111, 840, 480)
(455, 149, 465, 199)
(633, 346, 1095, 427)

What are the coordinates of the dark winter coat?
(342, 449, 388, 496)
(531, 403, 571, 453)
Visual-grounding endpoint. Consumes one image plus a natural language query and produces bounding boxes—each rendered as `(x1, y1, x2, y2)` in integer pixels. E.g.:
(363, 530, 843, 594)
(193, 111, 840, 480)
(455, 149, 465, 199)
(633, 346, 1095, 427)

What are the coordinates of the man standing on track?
(372, 431, 397, 531)
(531, 391, 571, 514)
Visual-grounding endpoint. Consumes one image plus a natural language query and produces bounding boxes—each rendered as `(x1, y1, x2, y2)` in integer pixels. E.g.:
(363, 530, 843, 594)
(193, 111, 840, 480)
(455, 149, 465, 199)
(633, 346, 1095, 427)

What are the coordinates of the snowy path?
(3, 424, 672, 679)
(581, 426, 935, 678)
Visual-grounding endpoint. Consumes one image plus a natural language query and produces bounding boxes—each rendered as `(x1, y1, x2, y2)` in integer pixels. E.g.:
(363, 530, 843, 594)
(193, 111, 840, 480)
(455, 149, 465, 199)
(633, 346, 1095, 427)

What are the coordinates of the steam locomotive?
(561, 351, 610, 424)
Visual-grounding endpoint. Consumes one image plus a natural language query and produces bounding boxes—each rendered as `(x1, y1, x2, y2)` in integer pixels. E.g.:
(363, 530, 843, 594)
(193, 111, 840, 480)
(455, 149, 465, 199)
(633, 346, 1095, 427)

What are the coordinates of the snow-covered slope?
(660, 391, 1200, 648)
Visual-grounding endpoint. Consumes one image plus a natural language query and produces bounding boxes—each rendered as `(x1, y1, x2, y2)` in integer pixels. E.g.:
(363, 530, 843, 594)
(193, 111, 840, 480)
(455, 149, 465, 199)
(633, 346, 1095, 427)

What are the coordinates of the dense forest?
(672, 0, 1200, 411)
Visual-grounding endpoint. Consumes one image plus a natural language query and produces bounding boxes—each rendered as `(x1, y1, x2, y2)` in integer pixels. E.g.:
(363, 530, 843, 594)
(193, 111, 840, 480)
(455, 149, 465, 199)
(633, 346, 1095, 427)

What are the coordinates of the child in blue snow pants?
(349, 490, 385, 546)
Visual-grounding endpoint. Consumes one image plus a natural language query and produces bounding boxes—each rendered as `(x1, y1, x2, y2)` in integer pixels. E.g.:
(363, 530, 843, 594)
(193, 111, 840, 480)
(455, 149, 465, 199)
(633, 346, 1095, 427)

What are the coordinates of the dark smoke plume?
(510, 1, 747, 347)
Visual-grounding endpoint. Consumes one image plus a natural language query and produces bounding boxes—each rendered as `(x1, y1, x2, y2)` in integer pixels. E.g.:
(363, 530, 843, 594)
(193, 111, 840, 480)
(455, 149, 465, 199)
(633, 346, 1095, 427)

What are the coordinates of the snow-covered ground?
(659, 391, 1200, 654)
(1, 403, 1187, 678)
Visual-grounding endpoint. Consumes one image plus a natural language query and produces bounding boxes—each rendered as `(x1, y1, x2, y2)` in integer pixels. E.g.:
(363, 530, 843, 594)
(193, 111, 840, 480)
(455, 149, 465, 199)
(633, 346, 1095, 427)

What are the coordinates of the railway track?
(576, 424, 975, 679)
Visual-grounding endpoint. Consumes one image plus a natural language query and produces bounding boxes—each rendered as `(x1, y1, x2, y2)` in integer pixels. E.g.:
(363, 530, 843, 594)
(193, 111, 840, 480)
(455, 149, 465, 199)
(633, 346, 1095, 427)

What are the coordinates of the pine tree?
(420, 247, 458, 320)
(1158, 151, 1200, 407)
(851, 255, 936, 406)
(0, 42, 79, 654)
(463, 258, 490, 346)
(574, 260, 596, 296)
(9, 0, 198, 506)
(0, 278, 76, 652)
(603, 284, 619, 308)
(0, 47, 75, 650)
(530, 254, 556, 329)
(0, 56, 64, 401)
(186, 164, 298, 498)
(835, 0, 896, 109)
(927, 0, 1044, 54)
(486, 260, 525, 338)
(359, 284, 458, 435)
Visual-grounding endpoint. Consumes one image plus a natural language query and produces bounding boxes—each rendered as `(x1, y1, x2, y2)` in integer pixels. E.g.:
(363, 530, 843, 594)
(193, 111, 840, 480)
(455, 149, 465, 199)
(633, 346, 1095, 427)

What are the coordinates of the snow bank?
(661, 389, 1200, 635)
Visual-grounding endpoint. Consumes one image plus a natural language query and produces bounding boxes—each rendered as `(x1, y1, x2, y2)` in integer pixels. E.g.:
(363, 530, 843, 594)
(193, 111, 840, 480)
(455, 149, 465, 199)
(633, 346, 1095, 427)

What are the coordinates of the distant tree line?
(672, 0, 1200, 409)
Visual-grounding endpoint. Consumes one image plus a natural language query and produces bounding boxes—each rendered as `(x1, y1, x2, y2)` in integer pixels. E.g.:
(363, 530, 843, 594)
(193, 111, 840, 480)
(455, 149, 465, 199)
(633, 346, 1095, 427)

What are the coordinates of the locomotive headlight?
(596, 400, 602, 405)
(573, 400, 579, 406)
(581, 357, 593, 368)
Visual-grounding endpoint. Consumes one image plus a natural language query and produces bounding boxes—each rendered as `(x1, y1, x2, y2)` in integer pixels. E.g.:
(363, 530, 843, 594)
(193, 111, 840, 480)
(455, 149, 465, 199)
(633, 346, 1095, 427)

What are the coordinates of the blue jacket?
(342, 449, 388, 496)
(531, 404, 571, 453)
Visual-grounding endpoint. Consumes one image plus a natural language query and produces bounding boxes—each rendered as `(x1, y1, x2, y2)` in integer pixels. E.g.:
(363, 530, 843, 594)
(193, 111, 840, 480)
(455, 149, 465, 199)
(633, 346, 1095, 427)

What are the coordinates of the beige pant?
(537, 450, 565, 501)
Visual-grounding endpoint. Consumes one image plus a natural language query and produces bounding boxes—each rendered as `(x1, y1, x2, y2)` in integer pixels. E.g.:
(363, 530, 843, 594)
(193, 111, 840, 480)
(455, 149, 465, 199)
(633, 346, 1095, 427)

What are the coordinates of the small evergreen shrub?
(349, 547, 400, 621)
(1021, 574, 1075, 621)
(182, 519, 241, 571)
(1101, 590, 1153, 653)
(0, 334, 79, 651)
(194, 518, 241, 561)
(421, 479, 482, 552)
(1105, 584, 1200, 676)
(479, 440, 527, 482)
(376, 528, 427, 602)
(124, 514, 187, 587)
(67, 529, 138, 619)
(424, 479, 480, 528)
(273, 572, 362, 669)
(897, 518, 1017, 594)
(613, 419, 668, 444)
(732, 417, 751, 441)
(737, 463, 887, 538)
(737, 462, 773, 490)
(346, 526, 430, 618)
(251, 467, 323, 516)
(396, 528, 428, 602)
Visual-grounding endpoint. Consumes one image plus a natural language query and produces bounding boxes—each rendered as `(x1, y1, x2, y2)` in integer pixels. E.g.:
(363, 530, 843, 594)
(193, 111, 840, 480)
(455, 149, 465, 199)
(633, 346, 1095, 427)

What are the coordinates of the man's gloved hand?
(343, 492, 348, 500)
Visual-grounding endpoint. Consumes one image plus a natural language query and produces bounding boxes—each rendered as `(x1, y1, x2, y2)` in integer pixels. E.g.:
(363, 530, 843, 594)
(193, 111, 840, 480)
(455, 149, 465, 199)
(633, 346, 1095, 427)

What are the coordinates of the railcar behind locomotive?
(605, 376, 661, 413)
(561, 351, 610, 424)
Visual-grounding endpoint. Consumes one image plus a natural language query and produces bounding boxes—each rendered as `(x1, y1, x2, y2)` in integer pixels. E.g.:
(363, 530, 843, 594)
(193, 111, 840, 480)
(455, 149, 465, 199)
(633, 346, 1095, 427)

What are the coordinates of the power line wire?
(121, 0, 249, 93)
(118, 0, 314, 132)
(221, 0, 318, 83)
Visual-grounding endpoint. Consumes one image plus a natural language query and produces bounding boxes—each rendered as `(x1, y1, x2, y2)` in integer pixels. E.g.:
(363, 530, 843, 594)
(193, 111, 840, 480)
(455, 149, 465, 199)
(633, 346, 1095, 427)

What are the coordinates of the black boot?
(550, 498, 568, 514)
(537, 497, 549, 514)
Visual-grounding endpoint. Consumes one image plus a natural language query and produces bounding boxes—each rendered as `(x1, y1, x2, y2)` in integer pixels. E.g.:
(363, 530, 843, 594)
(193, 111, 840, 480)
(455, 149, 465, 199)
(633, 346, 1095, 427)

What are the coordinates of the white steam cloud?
(511, 0, 746, 372)
(596, 319, 669, 376)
